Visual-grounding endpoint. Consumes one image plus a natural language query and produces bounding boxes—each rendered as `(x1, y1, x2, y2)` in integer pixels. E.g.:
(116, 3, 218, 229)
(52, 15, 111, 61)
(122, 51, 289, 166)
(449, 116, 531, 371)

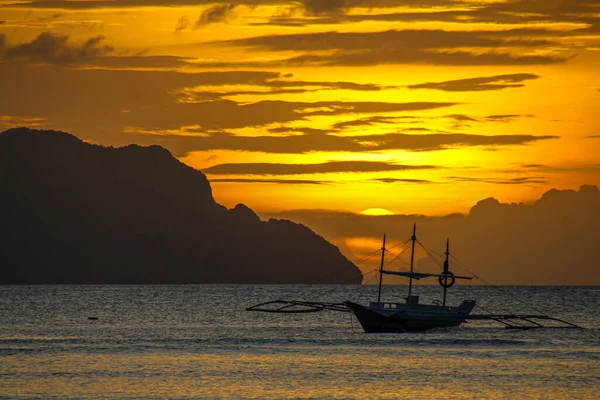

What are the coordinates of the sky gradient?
(1, 0, 599, 283)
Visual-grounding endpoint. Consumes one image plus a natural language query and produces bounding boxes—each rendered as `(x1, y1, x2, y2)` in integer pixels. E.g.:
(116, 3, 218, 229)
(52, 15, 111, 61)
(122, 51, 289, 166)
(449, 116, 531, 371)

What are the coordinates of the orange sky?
(1, 1, 599, 283)
(1, 0, 599, 215)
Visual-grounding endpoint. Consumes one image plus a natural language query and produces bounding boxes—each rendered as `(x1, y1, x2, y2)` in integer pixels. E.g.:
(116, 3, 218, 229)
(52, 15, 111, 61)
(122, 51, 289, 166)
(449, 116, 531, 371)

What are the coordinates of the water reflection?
(1, 285, 599, 399)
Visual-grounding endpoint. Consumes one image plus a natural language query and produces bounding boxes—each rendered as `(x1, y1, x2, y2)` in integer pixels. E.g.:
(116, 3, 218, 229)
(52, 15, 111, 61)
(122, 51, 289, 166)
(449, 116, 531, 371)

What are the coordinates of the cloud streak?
(448, 176, 549, 185)
(1, 32, 113, 65)
(195, 4, 238, 26)
(203, 160, 436, 175)
(408, 73, 540, 92)
(224, 30, 553, 52)
(175, 74, 395, 102)
(210, 178, 330, 184)
(210, 29, 568, 67)
(127, 129, 558, 156)
(0, 64, 465, 146)
(371, 177, 434, 184)
(5, 0, 270, 9)
(0, 32, 199, 69)
(7, 0, 463, 10)
(254, 0, 600, 30)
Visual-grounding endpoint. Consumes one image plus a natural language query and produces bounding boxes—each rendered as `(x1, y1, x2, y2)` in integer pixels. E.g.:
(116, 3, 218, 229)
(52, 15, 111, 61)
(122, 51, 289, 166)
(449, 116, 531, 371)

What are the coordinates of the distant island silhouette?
(0, 127, 362, 284)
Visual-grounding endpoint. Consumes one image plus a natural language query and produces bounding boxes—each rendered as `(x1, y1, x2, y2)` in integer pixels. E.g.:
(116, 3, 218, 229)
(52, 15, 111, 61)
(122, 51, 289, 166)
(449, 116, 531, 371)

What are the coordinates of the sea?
(1, 285, 599, 399)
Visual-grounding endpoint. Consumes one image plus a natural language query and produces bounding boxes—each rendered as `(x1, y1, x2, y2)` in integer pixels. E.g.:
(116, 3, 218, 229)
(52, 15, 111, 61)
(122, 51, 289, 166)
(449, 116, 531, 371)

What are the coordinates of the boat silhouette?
(247, 224, 582, 331)
(345, 224, 476, 332)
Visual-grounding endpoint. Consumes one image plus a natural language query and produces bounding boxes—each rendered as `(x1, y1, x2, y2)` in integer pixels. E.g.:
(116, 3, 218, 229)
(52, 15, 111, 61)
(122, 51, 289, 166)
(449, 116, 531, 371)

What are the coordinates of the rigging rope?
(362, 268, 380, 285)
(413, 240, 575, 318)
(415, 240, 519, 314)
(415, 240, 522, 315)
(310, 245, 382, 286)
(352, 248, 385, 265)
(416, 240, 445, 271)
(448, 253, 561, 316)
(382, 239, 411, 270)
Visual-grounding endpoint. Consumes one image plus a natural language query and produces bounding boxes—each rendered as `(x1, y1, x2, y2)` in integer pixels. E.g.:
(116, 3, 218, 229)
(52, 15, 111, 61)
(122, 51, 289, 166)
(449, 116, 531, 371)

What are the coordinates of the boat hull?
(344, 301, 471, 333)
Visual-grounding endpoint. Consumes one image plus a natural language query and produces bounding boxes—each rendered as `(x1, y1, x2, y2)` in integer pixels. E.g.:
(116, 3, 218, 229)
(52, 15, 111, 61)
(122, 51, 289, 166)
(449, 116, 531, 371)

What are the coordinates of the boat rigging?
(246, 224, 582, 331)
(343, 224, 477, 332)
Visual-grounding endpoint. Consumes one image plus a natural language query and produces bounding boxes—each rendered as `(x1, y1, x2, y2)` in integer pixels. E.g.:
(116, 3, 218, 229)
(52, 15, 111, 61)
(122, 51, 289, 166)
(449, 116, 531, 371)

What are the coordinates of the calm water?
(1, 285, 599, 399)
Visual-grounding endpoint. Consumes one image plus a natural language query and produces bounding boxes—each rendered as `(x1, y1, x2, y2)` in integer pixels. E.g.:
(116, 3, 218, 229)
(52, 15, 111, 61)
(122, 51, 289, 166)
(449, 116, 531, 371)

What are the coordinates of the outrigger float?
(247, 224, 582, 332)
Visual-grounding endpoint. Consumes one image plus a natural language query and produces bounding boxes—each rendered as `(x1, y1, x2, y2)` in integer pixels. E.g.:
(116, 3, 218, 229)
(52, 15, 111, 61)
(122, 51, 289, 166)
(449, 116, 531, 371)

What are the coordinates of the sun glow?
(359, 208, 396, 216)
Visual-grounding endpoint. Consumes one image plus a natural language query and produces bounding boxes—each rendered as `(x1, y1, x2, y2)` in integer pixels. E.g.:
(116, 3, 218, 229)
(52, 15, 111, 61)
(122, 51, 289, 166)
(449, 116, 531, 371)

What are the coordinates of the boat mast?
(377, 234, 386, 304)
(407, 223, 416, 298)
(443, 238, 450, 306)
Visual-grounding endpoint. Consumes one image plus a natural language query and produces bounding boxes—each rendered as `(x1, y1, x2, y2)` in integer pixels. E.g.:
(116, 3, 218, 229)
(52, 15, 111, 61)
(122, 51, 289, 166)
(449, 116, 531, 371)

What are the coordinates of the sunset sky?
(1, 0, 599, 283)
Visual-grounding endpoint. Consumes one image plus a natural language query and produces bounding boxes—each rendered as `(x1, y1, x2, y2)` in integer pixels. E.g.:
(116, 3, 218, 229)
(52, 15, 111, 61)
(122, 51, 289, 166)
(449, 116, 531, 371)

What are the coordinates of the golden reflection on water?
(2, 285, 599, 399)
(2, 350, 599, 399)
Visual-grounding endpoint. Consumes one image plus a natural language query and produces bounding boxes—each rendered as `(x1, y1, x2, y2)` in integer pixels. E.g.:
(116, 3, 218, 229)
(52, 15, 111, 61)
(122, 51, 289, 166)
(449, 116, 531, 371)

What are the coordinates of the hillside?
(0, 127, 362, 284)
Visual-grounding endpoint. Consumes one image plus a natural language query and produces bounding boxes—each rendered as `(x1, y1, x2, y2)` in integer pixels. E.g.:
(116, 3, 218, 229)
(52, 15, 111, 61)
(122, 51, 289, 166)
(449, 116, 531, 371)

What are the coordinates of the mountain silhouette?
(0, 127, 362, 284)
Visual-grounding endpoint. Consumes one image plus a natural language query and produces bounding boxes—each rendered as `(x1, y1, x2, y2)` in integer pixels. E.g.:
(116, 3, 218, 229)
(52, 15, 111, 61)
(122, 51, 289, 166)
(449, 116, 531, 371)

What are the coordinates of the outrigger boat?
(344, 224, 476, 333)
(247, 224, 582, 331)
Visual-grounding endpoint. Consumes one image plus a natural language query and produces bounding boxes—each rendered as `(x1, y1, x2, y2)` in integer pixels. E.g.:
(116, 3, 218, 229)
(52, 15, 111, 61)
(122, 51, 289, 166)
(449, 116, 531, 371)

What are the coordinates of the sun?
(359, 208, 395, 216)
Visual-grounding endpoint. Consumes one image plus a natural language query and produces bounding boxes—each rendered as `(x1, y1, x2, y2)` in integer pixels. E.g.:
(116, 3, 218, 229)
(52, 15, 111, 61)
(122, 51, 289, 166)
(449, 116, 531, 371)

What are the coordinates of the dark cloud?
(268, 80, 387, 91)
(473, 0, 600, 25)
(300, 0, 404, 16)
(302, 0, 351, 15)
(519, 163, 600, 173)
(174, 16, 191, 33)
(213, 30, 566, 67)
(221, 29, 552, 52)
(256, 11, 475, 27)
(210, 178, 330, 184)
(485, 114, 533, 122)
(127, 130, 558, 157)
(194, 4, 238, 26)
(445, 114, 478, 122)
(0, 16, 106, 30)
(1, 32, 113, 65)
(267, 127, 330, 135)
(180, 88, 311, 102)
(202, 160, 436, 175)
(256, 100, 457, 118)
(284, 50, 563, 67)
(258, 185, 600, 285)
(176, 76, 393, 102)
(371, 178, 434, 184)
(0, 64, 557, 158)
(0, 64, 460, 149)
(6, 0, 463, 10)
(448, 176, 548, 185)
(8, 0, 600, 43)
(256, 0, 600, 29)
(197, 50, 563, 68)
(442, 114, 533, 125)
(298, 1, 471, 17)
(89, 55, 195, 69)
(408, 73, 540, 92)
(331, 116, 402, 130)
(585, 135, 600, 139)
(5, 0, 274, 9)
